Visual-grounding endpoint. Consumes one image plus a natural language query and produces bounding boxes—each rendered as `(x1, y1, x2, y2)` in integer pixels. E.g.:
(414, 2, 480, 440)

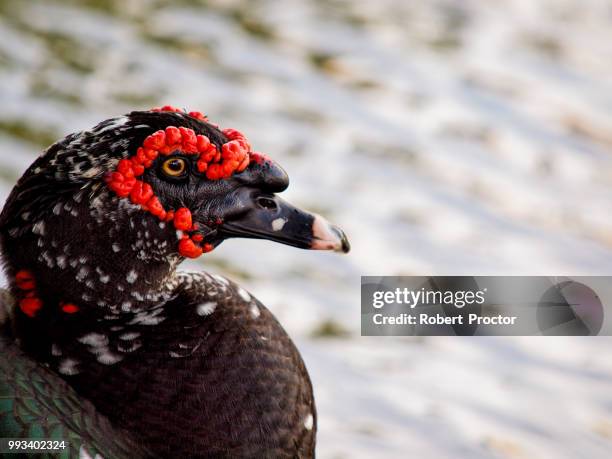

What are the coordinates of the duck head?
(0, 106, 349, 318)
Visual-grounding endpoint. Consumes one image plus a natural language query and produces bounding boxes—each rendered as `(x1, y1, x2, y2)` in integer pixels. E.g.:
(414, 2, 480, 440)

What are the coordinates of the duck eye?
(161, 158, 187, 177)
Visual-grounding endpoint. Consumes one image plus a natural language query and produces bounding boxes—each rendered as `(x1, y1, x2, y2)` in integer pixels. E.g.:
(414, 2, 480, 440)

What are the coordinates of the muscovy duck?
(0, 106, 349, 458)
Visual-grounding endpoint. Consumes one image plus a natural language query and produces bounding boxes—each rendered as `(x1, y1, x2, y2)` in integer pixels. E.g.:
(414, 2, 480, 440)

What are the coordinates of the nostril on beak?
(256, 196, 278, 211)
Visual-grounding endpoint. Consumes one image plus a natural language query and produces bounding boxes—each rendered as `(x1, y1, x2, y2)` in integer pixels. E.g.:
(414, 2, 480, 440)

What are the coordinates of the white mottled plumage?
(196, 301, 217, 316)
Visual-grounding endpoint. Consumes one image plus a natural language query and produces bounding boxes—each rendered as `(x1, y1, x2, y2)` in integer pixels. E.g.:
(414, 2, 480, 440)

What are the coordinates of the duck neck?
(2, 189, 183, 322)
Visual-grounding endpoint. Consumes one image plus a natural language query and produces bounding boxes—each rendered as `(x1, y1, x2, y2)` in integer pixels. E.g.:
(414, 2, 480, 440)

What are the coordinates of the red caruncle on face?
(105, 107, 252, 258)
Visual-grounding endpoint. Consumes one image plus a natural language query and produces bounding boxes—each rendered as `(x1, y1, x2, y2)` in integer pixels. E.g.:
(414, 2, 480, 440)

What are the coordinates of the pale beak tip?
(311, 214, 350, 253)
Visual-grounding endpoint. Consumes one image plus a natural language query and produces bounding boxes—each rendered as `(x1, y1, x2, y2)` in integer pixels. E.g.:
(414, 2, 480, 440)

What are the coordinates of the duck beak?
(219, 190, 350, 254)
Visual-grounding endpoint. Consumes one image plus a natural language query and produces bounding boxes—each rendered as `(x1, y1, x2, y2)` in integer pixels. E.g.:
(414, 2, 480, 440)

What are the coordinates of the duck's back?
(1, 273, 317, 459)
(61, 273, 317, 458)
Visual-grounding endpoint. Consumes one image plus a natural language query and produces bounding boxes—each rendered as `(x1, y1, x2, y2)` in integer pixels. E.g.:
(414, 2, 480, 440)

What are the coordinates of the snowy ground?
(1, 0, 612, 457)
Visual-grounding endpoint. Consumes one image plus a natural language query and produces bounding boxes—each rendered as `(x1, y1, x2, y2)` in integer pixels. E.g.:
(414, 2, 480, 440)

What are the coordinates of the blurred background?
(1, 0, 612, 457)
